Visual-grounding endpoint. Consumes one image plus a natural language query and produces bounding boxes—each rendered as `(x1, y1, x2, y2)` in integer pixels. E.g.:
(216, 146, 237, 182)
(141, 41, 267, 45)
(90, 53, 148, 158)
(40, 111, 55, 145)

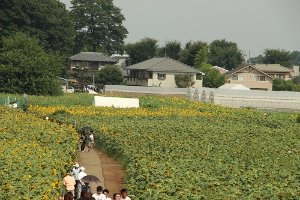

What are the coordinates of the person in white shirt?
(103, 189, 112, 200)
(88, 131, 95, 152)
(78, 167, 87, 197)
(92, 186, 106, 200)
(120, 189, 131, 200)
(71, 163, 80, 198)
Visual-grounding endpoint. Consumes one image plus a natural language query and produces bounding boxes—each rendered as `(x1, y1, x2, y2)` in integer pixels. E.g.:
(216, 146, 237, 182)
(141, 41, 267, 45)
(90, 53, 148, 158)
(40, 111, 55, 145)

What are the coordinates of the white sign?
(92, 96, 139, 108)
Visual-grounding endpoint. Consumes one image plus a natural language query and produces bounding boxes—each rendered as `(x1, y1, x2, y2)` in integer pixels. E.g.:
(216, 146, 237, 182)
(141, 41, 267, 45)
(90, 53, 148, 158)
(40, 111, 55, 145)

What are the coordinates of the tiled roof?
(70, 52, 117, 63)
(125, 57, 204, 74)
(224, 64, 273, 79)
(254, 64, 292, 72)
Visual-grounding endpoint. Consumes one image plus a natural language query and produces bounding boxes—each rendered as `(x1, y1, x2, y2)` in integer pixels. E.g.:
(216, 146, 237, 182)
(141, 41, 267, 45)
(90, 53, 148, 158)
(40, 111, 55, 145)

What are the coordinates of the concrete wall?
(105, 85, 300, 111)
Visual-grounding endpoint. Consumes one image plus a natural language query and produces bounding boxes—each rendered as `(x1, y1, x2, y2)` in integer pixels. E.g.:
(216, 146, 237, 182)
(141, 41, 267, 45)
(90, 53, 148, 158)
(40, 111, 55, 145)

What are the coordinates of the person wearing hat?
(63, 173, 76, 195)
(78, 167, 87, 198)
(72, 163, 80, 198)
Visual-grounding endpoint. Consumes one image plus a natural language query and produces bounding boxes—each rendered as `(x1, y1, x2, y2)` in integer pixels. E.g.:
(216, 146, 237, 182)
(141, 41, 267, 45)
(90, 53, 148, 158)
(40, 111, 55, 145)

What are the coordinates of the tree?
(263, 49, 292, 68)
(125, 37, 158, 65)
(157, 40, 182, 60)
(193, 47, 225, 88)
(0, 0, 75, 54)
(194, 46, 208, 67)
(272, 78, 296, 91)
(179, 41, 207, 66)
(69, 63, 92, 84)
(209, 39, 244, 70)
(174, 74, 195, 88)
(250, 55, 264, 64)
(95, 65, 123, 85)
(291, 51, 300, 66)
(70, 0, 128, 53)
(0, 32, 63, 95)
(199, 63, 225, 88)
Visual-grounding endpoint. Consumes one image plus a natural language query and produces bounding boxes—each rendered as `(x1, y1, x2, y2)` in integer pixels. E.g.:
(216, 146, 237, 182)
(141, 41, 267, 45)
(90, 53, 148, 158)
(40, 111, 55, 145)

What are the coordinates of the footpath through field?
(77, 147, 125, 198)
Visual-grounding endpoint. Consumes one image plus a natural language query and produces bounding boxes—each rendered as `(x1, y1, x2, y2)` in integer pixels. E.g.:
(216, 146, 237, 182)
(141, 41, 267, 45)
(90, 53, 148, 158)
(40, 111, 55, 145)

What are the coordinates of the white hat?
(80, 167, 85, 171)
(75, 164, 79, 168)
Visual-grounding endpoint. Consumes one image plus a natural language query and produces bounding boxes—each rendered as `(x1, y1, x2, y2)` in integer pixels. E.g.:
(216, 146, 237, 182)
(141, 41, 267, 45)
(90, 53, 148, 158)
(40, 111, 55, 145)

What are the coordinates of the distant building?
(224, 64, 273, 91)
(70, 52, 117, 72)
(254, 64, 292, 80)
(212, 66, 228, 74)
(125, 57, 204, 88)
(111, 53, 130, 77)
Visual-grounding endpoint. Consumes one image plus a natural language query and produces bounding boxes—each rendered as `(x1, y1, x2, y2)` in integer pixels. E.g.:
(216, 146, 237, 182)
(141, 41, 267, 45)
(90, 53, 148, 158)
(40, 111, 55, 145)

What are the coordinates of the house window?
(157, 73, 166, 80)
(254, 76, 266, 81)
(148, 72, 153, 79)
(276, 74, 285, 79)
(232, 75, 244, 80)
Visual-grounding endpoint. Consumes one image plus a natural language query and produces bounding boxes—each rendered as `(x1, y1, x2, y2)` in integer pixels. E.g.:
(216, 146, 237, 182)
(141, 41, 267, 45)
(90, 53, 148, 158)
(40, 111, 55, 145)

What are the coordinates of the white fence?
(104, 85, 300, 111)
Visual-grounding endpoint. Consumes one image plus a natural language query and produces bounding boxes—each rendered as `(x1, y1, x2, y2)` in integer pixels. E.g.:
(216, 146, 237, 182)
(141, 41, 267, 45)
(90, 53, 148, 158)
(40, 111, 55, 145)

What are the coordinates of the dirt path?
(94, 149, 126, 195)
(77, 148, 125, 198)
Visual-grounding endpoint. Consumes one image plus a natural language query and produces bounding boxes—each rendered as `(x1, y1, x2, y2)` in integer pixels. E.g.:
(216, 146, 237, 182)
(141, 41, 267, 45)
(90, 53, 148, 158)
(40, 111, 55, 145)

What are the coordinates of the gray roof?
(70, 52, 117, 63)
(254, 64, 292, 72)
(125, 57, 204, 74)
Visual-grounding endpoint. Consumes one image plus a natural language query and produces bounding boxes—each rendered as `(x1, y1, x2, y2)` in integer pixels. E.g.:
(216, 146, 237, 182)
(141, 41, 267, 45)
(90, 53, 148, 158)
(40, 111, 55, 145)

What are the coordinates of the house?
(125, 57, 204, 88)
(70, 52, 117, 72)
(254, 64, 292, 80)
(111, 53, 130, 78)
(213, 66, 228, 74)
(224, 64, 274, 91)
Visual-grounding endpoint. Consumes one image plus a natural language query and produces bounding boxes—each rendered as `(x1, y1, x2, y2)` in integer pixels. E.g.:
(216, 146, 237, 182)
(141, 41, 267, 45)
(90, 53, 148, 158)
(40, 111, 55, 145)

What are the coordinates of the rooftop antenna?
(249, 50, 251, 64)
(164, 38, 166, 57)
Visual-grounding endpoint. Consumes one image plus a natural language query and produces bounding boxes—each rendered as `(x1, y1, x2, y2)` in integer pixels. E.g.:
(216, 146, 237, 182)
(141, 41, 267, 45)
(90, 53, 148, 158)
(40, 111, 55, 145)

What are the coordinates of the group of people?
(62, 163, 131, 200)
(80, 131, 95, 152)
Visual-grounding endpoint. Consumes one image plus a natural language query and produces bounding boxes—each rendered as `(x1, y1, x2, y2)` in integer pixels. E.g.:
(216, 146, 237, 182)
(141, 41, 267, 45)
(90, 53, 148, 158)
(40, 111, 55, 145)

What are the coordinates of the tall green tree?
(70, 0, 128, 53)
(0, 0, 75, 54)
(290, 51, 300, 66)
(194, 46, 208, 67)
(95, 65, 123, 85)
(157, 40, 182, 60)
(209, 39, 244, 70)
(263, 49, 292, 68)
(179, 41, 207, 66)
(0, 33, 63, 95)
(125, 37, 158, 65)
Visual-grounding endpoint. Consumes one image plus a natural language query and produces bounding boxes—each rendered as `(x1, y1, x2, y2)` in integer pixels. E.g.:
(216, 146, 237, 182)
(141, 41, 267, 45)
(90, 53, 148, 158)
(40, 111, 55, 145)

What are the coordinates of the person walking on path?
(120, 189, 131, 200)
(113, 193, 121, 200)
(88, 131, 94, 152)
(80, 133, 86, 152)
(103, 189, 112, 200)
(78, 167, 87, 198)
(92, 186, 106, 200)
(72, 163, 80, 197)
(63, 173, 76, 195)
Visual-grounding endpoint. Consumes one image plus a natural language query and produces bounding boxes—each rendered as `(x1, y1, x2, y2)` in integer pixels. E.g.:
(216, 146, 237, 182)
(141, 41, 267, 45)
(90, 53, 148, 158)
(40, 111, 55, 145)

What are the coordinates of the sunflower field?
(0, 106, 78, 199)
(1, 94, 300, 199)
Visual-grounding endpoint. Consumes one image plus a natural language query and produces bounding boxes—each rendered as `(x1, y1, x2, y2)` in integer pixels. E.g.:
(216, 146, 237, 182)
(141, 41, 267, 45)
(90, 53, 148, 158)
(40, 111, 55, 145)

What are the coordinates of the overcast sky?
(60, 0, 300, 58)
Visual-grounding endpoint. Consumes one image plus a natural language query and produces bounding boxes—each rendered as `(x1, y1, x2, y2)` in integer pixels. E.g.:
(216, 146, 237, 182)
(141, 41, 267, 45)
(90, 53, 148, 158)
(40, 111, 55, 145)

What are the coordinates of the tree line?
(0, 0, 299, 95)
